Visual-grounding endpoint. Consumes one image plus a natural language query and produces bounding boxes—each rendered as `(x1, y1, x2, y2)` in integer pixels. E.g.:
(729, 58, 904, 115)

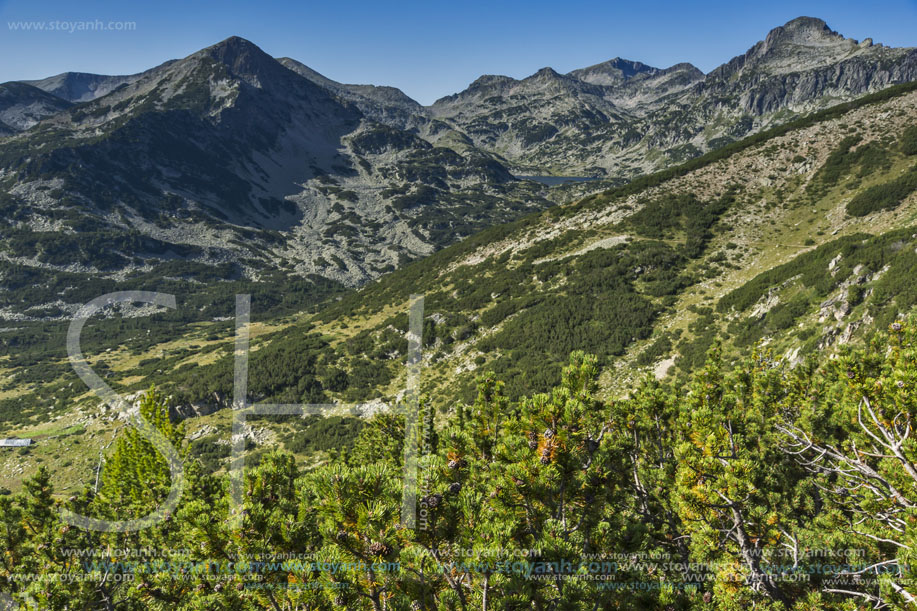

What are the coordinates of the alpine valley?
(5, 14, 917, 608)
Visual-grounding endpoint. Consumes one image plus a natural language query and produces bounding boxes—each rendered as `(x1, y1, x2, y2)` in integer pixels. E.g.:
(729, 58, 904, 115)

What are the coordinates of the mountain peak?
(207, 35, 260, 52)
(781, 16, 830, 32)
(708, 16, 858, 80)
(568, 57, 658, 86)
(764, 16, 840, 45)
(204, 35, 268, 62)
(467, 74, 517, 90)
(199, 36, 284, 85)
(531, 66, 561, 79)
(665, 62, 705, 77)
(747, 16, 852, 67)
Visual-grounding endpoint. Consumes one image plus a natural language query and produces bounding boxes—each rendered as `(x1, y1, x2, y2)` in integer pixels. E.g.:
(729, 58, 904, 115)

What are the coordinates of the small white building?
(0, 438, 33, 447)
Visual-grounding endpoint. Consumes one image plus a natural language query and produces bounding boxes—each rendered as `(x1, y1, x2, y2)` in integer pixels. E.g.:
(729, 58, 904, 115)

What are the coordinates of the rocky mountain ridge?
(0, 82, 72, 131)
(428, 17, 917, 174)
(0, 17, 915, 321)
(17, 17, 913, 177)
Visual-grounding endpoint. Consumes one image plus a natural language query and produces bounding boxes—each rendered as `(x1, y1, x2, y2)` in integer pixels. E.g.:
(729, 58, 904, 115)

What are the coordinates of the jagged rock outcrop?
(428, 17, 917, 175)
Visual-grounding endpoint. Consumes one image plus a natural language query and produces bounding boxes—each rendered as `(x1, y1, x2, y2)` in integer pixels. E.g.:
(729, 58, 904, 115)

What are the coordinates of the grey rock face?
(278, 57, 425, 130)
(22, 71, 145, 103)
(701, 16, 917, 114)
(0, 82, 72, 131)
(427, 16, 917, 176)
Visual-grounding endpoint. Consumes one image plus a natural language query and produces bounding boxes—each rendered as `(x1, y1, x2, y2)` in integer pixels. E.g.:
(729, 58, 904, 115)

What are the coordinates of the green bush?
(900, 125, 917, 156)
(283, 415, 365, 454)
(636, 335, 673, 366)
(846, 167, 917, 216)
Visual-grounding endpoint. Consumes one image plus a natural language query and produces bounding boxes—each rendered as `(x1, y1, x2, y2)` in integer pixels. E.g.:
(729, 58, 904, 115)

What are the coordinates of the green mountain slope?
(302, 81, 917, 405)
(4, 81, 917, 496)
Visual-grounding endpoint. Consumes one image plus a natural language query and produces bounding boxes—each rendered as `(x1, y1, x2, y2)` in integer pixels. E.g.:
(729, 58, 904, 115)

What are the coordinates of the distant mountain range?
(0, 16, 915, 321)
(426, 17, 917, 175)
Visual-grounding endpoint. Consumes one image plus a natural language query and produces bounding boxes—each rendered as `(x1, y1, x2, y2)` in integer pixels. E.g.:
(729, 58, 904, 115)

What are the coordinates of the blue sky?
(1, 0, 915, 105)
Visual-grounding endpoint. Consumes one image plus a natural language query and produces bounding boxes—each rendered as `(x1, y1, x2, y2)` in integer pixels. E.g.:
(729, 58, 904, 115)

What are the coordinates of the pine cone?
(540, 454, 551, 465)
(411, 602, 423, 611)
(368, 541, 391, 557)
(448, 482, 462, 495)
(543, 428, 555, 439)
(336, 529, 348, 542)
(893, 322, 903, 332)
(423, 493, 443, 508)
(703, 591, 712, 603)
(527, 431, 539, 449)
